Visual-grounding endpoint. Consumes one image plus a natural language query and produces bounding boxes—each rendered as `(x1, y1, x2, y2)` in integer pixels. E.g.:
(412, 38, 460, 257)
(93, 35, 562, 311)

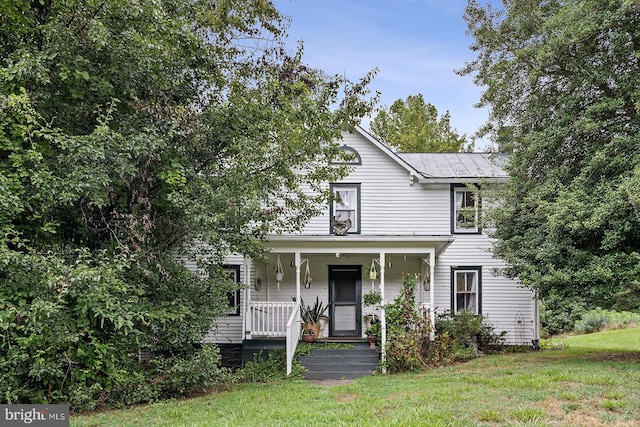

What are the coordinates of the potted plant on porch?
(300, 296, 329, 339)
(363, 289, 382, 309)
(301, 328, 317, 343)
(365, 316, 380, 349)
(363, 289, 381, 329)
(363, 289, 382, 348)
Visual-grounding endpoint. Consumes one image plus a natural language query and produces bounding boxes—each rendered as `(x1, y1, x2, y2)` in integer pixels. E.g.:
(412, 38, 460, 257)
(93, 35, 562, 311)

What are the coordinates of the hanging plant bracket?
(274, 254, 284, 291)
(369, 259, 380, 290)
(301, 259, 312, 289)
(421, 258, 431, 291)
(255, 263, 263, 291)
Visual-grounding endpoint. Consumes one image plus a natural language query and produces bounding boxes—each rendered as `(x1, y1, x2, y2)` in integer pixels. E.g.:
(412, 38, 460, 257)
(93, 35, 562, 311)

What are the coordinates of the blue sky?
(272, 0, 491, 151)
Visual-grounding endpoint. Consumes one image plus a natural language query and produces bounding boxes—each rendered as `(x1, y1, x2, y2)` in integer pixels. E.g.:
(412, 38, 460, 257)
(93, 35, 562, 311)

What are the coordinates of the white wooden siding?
(437, 235, 536, 345)
(200, 254, 245, 345)
(302, 133, 449, 235)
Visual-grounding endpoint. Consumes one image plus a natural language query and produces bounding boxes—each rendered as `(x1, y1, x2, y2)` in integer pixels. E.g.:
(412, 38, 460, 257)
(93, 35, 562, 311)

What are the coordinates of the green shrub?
(0, 248, 237, 411)
(242, 351, 285, 383)
(540, 294, 587, 336)
(382, 275, 507, 373)
(151, 344, 234, 396)
(574, 308, 640, 334)
(241, 349, 305, 382)
(104, 366, 160, 409)
(384, 275, 432, 373)
(574, 308, 612, 334)
(435, 311, 507, 361)
(612, 281, 640, 312)
(67, 383, 106, 412)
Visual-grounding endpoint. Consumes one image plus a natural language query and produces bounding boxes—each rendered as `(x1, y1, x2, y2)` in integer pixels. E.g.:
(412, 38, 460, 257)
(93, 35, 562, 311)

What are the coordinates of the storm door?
(329, 265, 362, 337)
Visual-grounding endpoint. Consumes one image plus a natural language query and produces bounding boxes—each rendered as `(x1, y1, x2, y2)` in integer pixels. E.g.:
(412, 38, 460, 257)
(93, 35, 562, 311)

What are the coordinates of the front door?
(329, 265, 362, 337)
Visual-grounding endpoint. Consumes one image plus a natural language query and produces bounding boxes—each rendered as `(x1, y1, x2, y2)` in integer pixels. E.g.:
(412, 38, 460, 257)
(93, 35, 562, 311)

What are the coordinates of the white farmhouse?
(202, 126, 540, 373)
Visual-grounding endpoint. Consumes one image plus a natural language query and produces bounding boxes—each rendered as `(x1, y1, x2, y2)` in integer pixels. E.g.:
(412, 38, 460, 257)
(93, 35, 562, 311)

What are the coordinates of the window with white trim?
(452, 185, 479, 233)
(452, 267, 481, 314)
(330, 184, 360, 234)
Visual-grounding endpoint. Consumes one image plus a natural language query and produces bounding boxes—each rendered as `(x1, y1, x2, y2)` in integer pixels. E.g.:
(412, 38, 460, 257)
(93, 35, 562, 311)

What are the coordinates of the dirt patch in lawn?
(538, 397, 600, 426)
(581, 352, 640, 363)
(335, 393, 360, 403)
(537, 396, 638, 426)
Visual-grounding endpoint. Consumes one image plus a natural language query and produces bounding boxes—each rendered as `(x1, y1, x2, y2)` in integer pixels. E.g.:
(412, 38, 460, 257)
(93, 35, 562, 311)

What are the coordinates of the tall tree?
(460, 0, 640, 333)
(0, 0, 376, 407)
(369, 93, 470, 152)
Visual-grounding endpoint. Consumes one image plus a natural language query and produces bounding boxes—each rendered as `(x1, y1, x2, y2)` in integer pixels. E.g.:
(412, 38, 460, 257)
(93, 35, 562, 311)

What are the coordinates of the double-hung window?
(330, 183, 360, 234)
(224, 265, 241, 316)
(452, 184, 480, 233)
(452, 267, 481, 314)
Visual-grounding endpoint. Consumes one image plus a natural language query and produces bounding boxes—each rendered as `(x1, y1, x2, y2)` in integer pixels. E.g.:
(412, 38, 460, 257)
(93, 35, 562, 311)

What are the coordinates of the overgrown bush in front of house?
(384, 274, 433, 373)
(148, 344, 237, 398)
(0, 249, 238, 412)
(435, 311, 507, 362)
(574, 308, 640, 334)
(383, 275, 507, 373)
(83, 345, 236, 410)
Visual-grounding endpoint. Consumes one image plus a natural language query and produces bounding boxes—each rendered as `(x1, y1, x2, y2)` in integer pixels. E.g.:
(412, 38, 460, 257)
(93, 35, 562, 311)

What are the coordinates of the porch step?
(298, 344, 380, 380)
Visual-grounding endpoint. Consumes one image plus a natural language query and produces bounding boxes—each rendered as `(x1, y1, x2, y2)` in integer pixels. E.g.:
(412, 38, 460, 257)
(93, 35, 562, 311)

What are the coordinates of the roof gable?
(352, 126, 422, 180)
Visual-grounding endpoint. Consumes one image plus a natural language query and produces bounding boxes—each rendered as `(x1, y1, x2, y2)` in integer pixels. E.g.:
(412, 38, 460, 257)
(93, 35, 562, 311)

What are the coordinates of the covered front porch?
(240, 236, 453, 374)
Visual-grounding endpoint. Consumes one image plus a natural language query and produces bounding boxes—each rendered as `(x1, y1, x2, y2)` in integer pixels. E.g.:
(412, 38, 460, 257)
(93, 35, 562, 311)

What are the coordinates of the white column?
(295, 252, 301, 305)
(379, 252, 387, 374)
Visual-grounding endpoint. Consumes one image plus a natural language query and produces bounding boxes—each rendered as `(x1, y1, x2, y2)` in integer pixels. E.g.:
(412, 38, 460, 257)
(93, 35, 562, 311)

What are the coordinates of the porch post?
(294, 252, 301, 306)
(287, 252, 302, 377)
(380, 252, 387, 374)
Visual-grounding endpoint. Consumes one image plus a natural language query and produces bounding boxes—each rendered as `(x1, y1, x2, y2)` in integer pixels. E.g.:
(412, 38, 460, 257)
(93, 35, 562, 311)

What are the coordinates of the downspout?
(380, 252, 387, 374)
(532, 290, 540, 348)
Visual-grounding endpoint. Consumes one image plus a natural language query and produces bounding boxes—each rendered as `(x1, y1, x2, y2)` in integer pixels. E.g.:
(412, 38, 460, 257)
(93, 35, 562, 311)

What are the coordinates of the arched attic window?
(331, 145, 362, 165)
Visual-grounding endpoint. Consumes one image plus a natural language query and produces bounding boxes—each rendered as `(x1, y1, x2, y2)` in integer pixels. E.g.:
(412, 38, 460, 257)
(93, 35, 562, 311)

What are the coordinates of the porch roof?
(266, 234, 454, 256)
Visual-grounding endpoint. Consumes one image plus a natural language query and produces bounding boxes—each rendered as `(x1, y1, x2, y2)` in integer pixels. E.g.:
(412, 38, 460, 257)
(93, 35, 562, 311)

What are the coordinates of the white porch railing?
(285, 303, 301, 375)
(247, 302, 296, 337)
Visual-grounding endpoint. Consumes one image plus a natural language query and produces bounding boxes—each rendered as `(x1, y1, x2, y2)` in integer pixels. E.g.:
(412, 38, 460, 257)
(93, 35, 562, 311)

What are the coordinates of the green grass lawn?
(72, 329, 640, 427)
(547, 326, 640, 352)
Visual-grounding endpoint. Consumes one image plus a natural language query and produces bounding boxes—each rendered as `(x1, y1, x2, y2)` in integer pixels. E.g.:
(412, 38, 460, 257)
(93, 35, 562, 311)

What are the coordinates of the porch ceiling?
(266, 234, 454, 256)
